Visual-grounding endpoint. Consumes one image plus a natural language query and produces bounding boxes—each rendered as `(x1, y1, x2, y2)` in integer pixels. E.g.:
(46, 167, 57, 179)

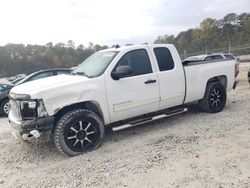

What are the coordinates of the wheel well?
(207, 75, 227, 89)
(54, 101, 104, 123)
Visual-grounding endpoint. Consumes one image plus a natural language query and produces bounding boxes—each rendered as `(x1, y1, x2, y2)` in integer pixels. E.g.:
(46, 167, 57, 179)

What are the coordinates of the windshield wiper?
(72, 72, 89, 77)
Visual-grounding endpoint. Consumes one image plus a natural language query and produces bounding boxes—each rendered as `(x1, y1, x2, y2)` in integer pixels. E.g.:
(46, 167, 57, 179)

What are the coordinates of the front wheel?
(54, 109, 104, 156)
(199, 82, 227, 113)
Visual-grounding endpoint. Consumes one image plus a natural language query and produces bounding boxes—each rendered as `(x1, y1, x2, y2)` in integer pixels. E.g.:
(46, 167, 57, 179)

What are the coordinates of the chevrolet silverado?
(8, 44, 238, 156)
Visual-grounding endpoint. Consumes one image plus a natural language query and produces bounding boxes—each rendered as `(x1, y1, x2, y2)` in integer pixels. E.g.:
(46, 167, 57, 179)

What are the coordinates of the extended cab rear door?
(105, 47, 160, 122)
(149, 45, 186, 109)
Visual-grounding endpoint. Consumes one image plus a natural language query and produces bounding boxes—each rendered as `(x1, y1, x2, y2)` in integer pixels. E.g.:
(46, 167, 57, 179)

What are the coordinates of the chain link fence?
(179, 43, 250, 61)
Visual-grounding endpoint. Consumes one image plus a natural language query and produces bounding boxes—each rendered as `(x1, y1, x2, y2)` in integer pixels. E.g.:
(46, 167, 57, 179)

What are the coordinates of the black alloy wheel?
(54, 109, 104, 156)
(64, 120, 99, 152)
(199, 82, 227, 113)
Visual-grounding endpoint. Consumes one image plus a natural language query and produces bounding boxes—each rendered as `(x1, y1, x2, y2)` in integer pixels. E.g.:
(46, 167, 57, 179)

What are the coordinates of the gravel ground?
(0, 63, 249, 188)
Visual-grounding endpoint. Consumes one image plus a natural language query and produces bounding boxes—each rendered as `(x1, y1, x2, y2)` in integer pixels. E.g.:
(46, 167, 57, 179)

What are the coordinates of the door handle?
(144, 79, 157, 84)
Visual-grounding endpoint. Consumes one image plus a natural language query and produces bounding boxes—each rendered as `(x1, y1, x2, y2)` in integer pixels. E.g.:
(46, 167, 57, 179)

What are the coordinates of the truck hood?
(10, 74, 89, 97)
(10, 74, 105, 117)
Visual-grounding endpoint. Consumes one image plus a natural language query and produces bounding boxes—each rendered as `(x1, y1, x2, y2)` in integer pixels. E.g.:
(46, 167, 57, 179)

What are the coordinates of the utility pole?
(205, 46, 208, 54)
(228, 41, 231, 53)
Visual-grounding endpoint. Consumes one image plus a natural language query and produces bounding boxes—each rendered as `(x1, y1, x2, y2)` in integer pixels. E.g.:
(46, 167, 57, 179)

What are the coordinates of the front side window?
(73, 51, 118, 78)
(114, 49, 152, 77)
(154, 47, 174, 71)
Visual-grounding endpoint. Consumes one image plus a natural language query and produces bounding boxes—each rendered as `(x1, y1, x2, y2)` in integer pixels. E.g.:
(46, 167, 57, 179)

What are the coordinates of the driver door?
(105, 48, 160, 122)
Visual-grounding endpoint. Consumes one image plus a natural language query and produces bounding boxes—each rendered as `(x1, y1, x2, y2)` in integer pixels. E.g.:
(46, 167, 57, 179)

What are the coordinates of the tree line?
(0, 12, 250, 78)
(154, 12, 250, 58)
(0, 41, 108, 78)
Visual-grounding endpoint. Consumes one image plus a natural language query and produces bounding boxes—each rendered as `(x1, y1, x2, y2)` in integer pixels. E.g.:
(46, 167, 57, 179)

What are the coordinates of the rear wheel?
(0, 99, 10, 116)
(199, 82, 227, 113)
(54, 109, 104, 156)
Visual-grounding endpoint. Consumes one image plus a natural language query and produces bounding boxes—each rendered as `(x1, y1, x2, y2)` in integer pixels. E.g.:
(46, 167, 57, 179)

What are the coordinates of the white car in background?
(183, 53, 236, 63)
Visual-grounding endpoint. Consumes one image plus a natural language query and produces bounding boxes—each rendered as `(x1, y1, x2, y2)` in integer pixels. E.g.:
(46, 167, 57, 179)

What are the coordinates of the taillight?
(235, 63, 239, 77)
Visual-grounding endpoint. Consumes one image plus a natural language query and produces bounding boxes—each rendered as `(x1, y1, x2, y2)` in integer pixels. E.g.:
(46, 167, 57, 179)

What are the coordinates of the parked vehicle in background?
(0, 68, 72, 116)
(204, 53, 235, 61)
(7, 74, 27, 82)
(11, 76, 26, 85)
(183, 54, 207, 63)
(8, 44, 238, 156)
(0, 84, 13, 116)
(248, 68, 250, 84)
(183, 53, 236, 64)
(0, 78, 12, 85)
(15, 68, 72, 85)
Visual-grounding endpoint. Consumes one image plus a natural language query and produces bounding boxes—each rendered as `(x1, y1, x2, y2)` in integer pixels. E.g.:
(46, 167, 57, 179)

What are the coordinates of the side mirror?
(111, 66, 133, 80)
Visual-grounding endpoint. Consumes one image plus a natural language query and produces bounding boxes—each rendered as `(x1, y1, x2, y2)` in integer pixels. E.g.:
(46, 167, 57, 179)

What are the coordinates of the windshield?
(73, 51, 118, 77)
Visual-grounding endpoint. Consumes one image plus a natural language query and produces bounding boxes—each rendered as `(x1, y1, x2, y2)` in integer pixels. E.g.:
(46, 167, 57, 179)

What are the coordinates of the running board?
(112, 108, 188, 131)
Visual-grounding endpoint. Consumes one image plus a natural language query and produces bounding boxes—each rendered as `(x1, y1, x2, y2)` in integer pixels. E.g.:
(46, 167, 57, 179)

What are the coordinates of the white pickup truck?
(8, 44, 238, 156)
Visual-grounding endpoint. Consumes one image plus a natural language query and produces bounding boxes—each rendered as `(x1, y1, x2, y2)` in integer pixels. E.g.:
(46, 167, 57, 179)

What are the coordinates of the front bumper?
(8, 110, 54, 136)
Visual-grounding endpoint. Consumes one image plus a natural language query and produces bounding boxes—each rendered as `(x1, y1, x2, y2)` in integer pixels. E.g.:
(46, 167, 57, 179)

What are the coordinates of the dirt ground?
(0, 63, 249, 188)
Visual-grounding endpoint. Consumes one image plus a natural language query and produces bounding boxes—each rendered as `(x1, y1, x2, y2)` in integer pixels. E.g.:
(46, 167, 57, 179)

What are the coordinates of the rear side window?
(115, 49, 152, 77)
(154, 47, 174, 71)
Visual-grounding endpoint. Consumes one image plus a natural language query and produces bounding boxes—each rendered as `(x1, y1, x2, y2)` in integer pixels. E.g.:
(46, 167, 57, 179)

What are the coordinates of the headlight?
(20, 100, 38, 119)
(19, 99, 48, 120)
(27, 101, 37, 109)
(9, 93, 31, 100)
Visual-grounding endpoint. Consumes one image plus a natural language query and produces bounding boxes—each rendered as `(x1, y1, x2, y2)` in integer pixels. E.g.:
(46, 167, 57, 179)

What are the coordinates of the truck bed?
(183, 59, 236, 104)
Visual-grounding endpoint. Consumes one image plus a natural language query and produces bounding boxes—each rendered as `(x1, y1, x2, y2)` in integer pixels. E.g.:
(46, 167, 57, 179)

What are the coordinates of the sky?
(0, 0, 249, 47)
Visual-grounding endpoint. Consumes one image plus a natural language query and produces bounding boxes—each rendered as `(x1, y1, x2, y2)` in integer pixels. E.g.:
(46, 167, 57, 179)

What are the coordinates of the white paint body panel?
(11, 75, 111, 124)
(184, 60, 236, 103)
(9, 44, 236, 125)
(148, 44, 186, 109)
(104, 46, 160, 122)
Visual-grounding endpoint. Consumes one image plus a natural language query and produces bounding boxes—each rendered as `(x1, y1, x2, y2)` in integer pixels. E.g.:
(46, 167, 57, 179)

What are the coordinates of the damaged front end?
(8, 93, 54, 143)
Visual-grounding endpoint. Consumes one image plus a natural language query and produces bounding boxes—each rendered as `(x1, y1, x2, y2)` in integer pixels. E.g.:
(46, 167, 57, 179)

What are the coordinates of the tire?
(0, 99, 10, 116)
(199, 82, 227, 113)
(54, 109, 104, 156)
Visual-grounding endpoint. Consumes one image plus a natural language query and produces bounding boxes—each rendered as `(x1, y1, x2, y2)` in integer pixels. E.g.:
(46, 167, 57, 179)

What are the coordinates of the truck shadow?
(103, 103, 202, 144)
(2, 103, 219, 161)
